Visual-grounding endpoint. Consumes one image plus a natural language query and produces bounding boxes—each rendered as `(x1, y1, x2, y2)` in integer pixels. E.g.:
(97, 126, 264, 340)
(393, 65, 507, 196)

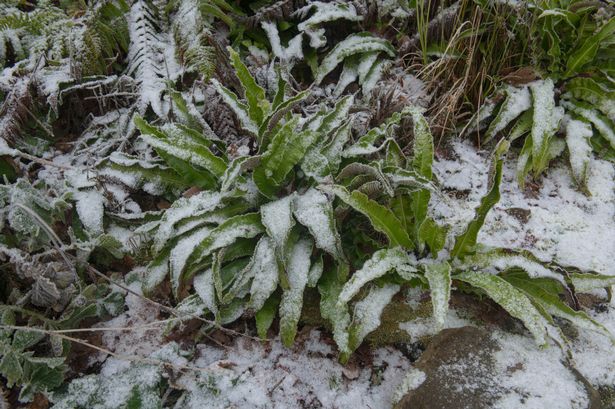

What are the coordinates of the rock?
(395, 326, 602, 409)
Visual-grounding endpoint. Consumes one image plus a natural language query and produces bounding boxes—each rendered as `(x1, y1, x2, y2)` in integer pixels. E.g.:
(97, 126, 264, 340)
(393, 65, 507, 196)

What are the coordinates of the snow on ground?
(433, 139, 615, 274)
(176, 330, 411, 409)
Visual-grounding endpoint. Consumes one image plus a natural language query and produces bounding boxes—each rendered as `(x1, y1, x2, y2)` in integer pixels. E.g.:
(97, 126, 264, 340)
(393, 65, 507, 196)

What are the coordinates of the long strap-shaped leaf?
(227, 47, 268, 125)
(253, 117, 318, 198)
(455, 271, 550, 346)
(424, 262, 452, 330)
(565, 16, 615, 78)
(321, 185, 414, 249)
(451, 139, 508, 258)
(337, 247, 416, 304)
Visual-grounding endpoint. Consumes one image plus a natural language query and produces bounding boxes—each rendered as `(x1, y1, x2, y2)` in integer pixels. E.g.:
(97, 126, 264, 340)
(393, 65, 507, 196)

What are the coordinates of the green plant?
(132, 57, 615, 364)
(469, 2, 615, 191)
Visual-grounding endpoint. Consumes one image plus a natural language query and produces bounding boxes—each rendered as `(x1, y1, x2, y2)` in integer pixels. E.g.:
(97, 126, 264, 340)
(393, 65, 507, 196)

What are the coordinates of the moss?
(299, 288, 433, 348)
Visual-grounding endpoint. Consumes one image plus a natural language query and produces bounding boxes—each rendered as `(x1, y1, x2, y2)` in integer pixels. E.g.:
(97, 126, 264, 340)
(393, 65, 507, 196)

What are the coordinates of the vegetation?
(0, 0, 614, 406)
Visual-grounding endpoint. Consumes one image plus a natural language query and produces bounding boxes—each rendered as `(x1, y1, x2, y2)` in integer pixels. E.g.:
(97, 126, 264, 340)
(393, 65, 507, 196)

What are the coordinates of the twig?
(0, 325, 217, 375)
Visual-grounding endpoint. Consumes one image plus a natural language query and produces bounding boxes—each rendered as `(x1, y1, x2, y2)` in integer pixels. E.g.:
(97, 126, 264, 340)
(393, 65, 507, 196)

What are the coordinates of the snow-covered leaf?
(338, 247, 415, 304)
(455, 271, 551, 346)
(314, 33, 394, 84)
(293, 188, 345, 260)
(321, 185, 413, 249)
(565, 117, 593, 193)
(279, 236, 312, 346)
(423, 262, 451, 330)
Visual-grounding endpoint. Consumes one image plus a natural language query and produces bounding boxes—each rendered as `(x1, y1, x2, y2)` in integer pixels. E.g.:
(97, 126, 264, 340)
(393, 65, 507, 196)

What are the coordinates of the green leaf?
(529, 79, 562, 176)
(321, 185, 414, 249)
(418, 217, 448, 256)
(337, 247, 416, 304)
(451, 139, 508, 258)
(485, 86, 531, 143)
(565, 16, 615, 77)
(505, 274, 614, 340)
(261, 194, 296, 252)
(565, 118, 593, 193)
(135, 118, 228, 178)
(455, 271, 550, 346)
(227, 47, 268, 125)
(293, 188, 345, 261)
(408, 106, 434, 249)
(211, 78, 259, 134)
(424, 262, 452, 330)
(569, 272, 615, 293)
(252, 117, 318, 198)
(188, 213, 264, 267)
(255, 292, 280, 339)
(343, 108, 405, 157)
(562, 100, 615, 150)
(315, 33, 395, 84)
(0, 351, 23, 387)
(318, 263, 351, 360)
(12, 329, 45, 351)
(246, 237, 280, 311)
(279, 236, 312, 346)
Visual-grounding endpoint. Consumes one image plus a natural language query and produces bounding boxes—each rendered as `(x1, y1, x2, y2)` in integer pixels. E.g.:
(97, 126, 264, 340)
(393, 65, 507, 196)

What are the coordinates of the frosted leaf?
(486, 85, 532, 140)
(74, 189, 105, 235)
(562, 100, 615, 150)
(464, 251, 564, 283)
(169, 227, 212, 296)
(529, 79, 561, 174)
(154, 191, 225, 252)
(315, 33, 395, 84)
(279, 236, 312, 346)
(261, 194, 295, 251)
(348, 283, 400, 350)
(211, 78, 259, 134)
(423, 262, 451, 330)
(565, 117, 594, 190)
(307, 254, 324, 287)
(295, 1, 363, 49)
(248, 237, 280, 311)
(456, 271, 551, 346)
(569, 273, 615, 293)
(361, 58, 390, 101)
(338, 247, 414, 304)
(143, 256, 169, 293)
(296, 2, 362, 32)
(261, 21, 303, 62)
(333, 60, 359, 97)
(194, 268, 217, 315)
(293, 188, 344, 260)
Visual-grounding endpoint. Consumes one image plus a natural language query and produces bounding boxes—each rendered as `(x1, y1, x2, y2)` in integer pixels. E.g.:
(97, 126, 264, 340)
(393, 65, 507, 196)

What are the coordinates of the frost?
(293, 188, 344, 260)
(193, 268, 217, 315)
(487, 85, 531, 139)
(315, 33, 394, 84)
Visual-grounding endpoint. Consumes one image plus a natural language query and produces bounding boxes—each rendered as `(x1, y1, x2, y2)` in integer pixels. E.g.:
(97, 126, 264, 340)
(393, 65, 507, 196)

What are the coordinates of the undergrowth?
(0, 0, 614, 406)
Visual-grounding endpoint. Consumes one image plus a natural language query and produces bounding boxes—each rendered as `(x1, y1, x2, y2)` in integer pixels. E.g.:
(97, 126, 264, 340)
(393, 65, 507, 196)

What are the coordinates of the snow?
(565, 117, 593, 187)
(247, 237, 279, 311)
(433, 140, 615, 274)
(176, 330, 411, 409)
(351, 283, 400, 343)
